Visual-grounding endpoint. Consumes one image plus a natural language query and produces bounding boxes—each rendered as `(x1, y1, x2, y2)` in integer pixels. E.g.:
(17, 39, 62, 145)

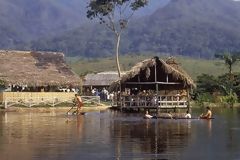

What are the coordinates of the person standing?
(75, 94, 83, 114)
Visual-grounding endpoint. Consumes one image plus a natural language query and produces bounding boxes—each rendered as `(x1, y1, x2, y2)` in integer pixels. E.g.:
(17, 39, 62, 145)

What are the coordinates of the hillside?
(0, 0, 166, 50)
(30, 0, 240, 58)
(0, 0, 88, 48)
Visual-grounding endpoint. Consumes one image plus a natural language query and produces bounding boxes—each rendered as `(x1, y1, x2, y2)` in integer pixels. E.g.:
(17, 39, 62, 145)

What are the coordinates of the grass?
(67, 55, 240, 80)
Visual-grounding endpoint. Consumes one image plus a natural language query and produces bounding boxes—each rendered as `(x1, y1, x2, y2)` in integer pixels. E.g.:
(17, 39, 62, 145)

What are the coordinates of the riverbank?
(0, 105, 110, 113)
(190, 101, 240, 108)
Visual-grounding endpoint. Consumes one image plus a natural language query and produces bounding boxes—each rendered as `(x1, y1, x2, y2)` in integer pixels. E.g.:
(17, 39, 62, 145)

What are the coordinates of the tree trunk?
(229, 64, 233, 80)
(115, 34, 121, 78)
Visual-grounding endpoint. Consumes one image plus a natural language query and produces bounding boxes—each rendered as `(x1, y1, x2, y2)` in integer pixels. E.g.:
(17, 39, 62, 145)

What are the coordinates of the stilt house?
(109, 56, 195, 111)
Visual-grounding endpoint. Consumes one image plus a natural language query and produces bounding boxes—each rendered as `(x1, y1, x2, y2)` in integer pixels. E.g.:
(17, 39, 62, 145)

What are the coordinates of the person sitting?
(144, 111, 153, 119)
(185, 111, 191, 119)
(167, 111, 173, 119)
(200, 107, 212, 119)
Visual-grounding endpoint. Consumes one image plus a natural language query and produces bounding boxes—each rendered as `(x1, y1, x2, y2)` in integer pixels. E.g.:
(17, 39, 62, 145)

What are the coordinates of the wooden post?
(4, 100, 7, 109)
(119, 82, 122, 111)
(155, 62, 158, 93)
(187, 89, 190, 112)
(155, 62, 159, 114)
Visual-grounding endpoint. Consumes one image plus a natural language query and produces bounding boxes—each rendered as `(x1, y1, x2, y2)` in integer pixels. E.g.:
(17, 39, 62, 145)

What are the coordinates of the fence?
(0, 92, 100, 108)
(120, 95, 188, 109)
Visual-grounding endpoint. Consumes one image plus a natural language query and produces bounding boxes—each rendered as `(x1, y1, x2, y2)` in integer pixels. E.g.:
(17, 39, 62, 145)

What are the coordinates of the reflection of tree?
(110, 118, 191, 158)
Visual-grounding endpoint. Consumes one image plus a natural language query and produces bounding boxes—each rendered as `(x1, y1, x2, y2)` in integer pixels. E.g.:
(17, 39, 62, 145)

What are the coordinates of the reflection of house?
(82, 71, 120, 95)
(0, 50, 81, 107)
(109, 56, 195, 111)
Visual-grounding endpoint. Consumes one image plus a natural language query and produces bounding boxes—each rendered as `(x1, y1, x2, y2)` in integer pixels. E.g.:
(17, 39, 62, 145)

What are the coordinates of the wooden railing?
(0, 92, 101, 108)
(81, 96, 100, 104)
(120, 95, 188, 109)
(0, 92, 76, 108)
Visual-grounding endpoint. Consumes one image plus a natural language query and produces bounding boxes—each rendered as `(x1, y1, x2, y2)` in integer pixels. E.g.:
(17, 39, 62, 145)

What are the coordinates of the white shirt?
(145, 114, 153, 119)
(185, 113, 191, 118)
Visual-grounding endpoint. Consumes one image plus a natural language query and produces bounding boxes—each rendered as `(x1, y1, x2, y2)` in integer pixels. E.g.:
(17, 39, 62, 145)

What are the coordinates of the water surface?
(0, 108, 240, 160)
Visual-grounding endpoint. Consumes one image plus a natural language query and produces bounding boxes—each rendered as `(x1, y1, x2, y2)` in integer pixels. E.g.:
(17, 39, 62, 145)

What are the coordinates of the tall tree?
(215, 52, 240, 80)
(87, 0, 148, 77)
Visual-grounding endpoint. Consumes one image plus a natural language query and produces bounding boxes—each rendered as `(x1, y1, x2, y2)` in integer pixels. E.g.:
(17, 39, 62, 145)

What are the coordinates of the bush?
(221, 92, 238, 108)
(196, 92, 214, 107)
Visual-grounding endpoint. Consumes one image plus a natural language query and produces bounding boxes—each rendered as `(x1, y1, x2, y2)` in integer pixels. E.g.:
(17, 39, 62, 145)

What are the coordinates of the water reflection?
(0, 108, 240, 160)
(110, 113, 192, 159)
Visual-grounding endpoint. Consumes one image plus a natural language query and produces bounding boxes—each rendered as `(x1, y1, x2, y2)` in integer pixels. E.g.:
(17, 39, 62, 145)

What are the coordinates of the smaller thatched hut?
(109, 56, 195, 111)
(82, 71, 120, 96)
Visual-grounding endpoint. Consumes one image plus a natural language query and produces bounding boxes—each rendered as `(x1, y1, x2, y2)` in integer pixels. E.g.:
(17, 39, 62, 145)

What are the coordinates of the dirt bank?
(0, 105, 110, 113)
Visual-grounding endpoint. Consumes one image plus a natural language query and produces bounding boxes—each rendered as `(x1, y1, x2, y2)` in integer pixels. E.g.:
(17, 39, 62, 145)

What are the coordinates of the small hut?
(0, 50, 81, 107)
(109, 56, 195, 112)
(82, 71, 120, 95)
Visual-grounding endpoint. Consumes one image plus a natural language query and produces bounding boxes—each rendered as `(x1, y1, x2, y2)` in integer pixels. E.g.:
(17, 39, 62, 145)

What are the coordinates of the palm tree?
(215, 52, 240, 107)
(215, 52, 240, 80)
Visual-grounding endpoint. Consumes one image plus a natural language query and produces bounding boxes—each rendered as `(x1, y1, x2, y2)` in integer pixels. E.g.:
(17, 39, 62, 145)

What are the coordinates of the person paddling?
(75, 94, 83, 114)
(200, 106, 212, 119)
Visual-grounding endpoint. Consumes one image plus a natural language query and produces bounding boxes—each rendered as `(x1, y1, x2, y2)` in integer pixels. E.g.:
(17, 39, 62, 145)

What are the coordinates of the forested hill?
(0, 0, 88, 48)
(1, 0, 240, 58)
(0, 0, 166, 50)
(125, 0, 240, 58)
(29, 0, 240, 58)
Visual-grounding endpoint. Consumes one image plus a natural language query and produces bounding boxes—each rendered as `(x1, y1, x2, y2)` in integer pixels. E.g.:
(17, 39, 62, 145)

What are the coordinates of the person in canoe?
(185, 110, 191, 119)
(200, 106, 212, 119)
(167, 111, 173, 119)
(144, 111, 153, 119)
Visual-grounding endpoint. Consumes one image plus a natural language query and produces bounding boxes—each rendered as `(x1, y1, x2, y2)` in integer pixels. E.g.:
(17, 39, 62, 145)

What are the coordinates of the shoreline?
(0, 105, 110, 113)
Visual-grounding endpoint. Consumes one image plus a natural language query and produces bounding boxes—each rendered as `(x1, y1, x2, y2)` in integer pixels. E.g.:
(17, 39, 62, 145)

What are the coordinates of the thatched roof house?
(0, 50, 81, 86)
(110, 56, 195, 92)
(83, 71, 120, 87)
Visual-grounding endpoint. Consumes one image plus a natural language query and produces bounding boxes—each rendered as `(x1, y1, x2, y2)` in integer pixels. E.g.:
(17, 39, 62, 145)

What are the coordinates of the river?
(0, 108, 240, 160)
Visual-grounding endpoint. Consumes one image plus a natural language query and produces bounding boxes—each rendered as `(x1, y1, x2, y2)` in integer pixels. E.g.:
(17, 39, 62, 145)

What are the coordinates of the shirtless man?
(75, 94, 83, 114)
(200, 106, 212, 119)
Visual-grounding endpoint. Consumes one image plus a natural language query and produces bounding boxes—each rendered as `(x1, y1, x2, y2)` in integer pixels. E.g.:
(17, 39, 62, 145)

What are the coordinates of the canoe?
(158, 117, 214, 120)
(144, 116, 214, 120)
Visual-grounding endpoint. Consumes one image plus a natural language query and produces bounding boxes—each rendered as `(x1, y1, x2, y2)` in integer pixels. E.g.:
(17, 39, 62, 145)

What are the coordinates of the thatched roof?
(0, 50, 81, 86)
(109, 57, 195, 91)
(83, 71, 120, 87)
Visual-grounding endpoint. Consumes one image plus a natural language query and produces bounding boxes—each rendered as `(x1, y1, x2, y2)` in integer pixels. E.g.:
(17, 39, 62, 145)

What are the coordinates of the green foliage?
(221, 92, 238, 108)
(87, 0, 148, 31)
(194, 73, 240, 106)
(196, 74, 219, 93)
(87, 0, 148, 19)
(0, 79, 4, 86)
(195, 92, 214, 107)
